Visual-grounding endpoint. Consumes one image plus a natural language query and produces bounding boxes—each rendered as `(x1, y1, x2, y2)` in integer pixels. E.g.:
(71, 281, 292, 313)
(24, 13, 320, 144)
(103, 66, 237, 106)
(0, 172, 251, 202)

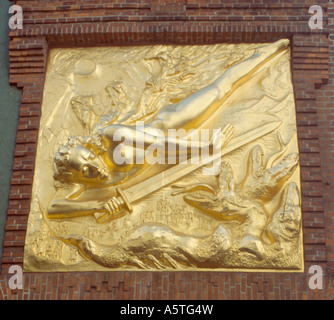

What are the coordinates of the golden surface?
(24, 40, 304, 272)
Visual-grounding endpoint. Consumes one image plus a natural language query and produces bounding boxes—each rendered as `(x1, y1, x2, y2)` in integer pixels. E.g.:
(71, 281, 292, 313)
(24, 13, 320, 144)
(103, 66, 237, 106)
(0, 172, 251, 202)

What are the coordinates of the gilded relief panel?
(24, 40, 304, 272)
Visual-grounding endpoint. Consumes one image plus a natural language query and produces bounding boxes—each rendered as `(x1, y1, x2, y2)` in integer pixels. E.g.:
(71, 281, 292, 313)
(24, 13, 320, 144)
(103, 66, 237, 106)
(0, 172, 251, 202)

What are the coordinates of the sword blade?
(124, 121, 281, 203)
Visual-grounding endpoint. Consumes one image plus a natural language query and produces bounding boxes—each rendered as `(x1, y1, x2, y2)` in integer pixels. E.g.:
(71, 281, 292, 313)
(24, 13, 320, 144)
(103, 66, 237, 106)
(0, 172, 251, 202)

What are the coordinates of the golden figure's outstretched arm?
(103, 123, 234, 154)
(47, 189, 118, 219)
(48, 198, 102, 218)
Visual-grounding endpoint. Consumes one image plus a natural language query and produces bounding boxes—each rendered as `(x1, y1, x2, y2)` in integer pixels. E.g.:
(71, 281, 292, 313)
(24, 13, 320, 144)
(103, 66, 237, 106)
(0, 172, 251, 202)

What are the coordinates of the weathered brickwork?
(0, 0, 333, 299)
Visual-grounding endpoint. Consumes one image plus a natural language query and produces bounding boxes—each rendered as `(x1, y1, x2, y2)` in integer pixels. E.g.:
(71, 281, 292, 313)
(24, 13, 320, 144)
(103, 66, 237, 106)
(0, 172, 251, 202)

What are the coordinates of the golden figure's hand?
(99, 197, 123, 215)
(221, 123, 234, 148)
(211, 123, 234, 152)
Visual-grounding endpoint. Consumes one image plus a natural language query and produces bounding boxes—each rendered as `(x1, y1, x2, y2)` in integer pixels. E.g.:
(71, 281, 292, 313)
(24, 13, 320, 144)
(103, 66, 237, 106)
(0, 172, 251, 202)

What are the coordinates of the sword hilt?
(94, 187, 132, 223)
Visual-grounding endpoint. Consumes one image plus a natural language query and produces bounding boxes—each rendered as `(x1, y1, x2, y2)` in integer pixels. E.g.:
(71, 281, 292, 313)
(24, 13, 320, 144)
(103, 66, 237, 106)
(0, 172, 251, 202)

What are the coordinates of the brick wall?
(0, 0, 333, 300)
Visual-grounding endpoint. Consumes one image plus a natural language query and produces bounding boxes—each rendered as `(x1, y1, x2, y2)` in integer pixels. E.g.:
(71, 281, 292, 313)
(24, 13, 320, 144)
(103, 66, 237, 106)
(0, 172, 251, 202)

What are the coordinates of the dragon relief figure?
(177, 140, 301, 260)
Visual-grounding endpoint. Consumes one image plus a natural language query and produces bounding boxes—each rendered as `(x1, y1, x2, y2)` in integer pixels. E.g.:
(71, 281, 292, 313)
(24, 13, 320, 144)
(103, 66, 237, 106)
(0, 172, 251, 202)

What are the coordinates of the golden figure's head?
(54, 138, 109, 185)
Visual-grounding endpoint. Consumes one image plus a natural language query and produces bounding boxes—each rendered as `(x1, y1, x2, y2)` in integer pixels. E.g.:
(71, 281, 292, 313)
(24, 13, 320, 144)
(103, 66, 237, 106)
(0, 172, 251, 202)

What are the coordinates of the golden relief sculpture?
(24, 39, 304, 272)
